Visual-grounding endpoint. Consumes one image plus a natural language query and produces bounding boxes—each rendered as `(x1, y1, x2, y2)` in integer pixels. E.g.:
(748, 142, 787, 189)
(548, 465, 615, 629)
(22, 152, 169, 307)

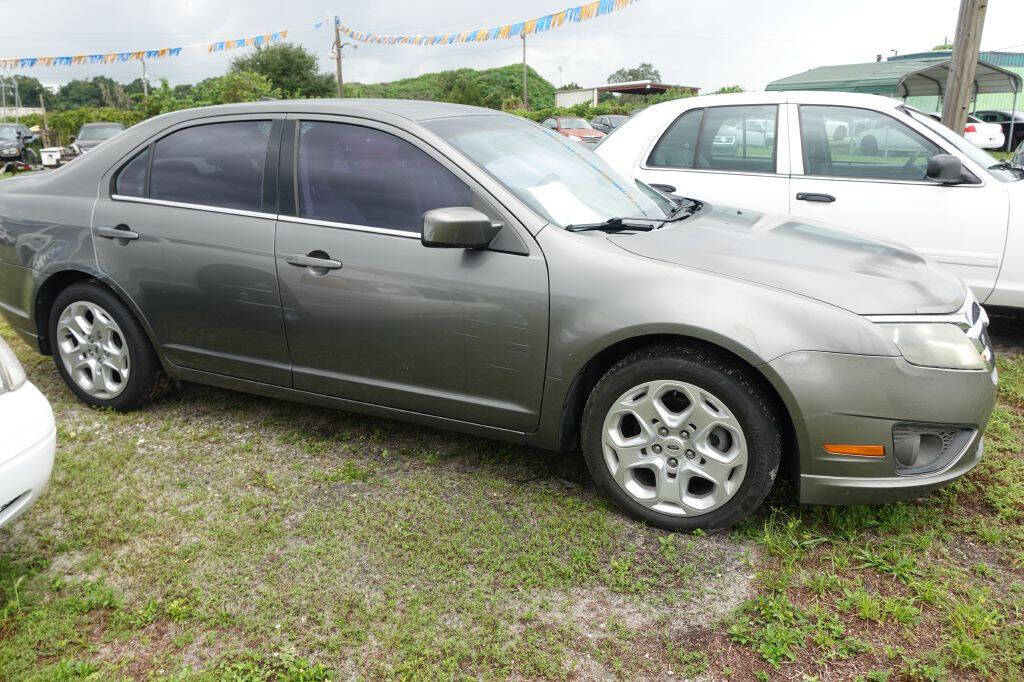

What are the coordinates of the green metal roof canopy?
(766, 57, 1022, 97)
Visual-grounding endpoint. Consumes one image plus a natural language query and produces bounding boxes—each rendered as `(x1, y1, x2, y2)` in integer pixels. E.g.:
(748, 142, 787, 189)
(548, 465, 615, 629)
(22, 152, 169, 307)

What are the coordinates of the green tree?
(712, 85, 744, 94)
(229, 43, 335, 98)
(557, 82, 581, 91)
(607, 63, 661, 84)
(194, 71, 278, 105)
(54, 79, 105, 110)
(9, 76, 51, 109)
(933, 42, 953, 50)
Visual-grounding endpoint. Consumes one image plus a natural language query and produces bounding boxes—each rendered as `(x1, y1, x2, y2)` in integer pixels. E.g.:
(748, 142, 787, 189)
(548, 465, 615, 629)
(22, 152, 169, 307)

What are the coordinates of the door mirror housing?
(422, 207, 501, 249)
(926, 154, 965, 184)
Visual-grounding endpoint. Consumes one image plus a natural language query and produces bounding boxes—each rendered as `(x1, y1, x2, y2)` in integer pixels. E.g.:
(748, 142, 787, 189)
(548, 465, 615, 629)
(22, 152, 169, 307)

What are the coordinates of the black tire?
(860, 135, 879, 156)
(581, 343, 782, 531)
(50, 280, 172, 410)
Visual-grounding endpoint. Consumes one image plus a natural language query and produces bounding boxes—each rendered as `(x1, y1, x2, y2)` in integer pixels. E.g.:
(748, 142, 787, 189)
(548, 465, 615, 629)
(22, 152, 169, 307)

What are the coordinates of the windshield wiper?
(566, 217, 656, 232)
(667, 198, 702, 220)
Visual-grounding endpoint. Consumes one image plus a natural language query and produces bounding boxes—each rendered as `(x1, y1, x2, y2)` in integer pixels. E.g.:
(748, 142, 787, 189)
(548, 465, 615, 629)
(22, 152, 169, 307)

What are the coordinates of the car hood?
(561, 128, 604, 138)
(608, 204, 965, 315)
(75, 139, 105, 150)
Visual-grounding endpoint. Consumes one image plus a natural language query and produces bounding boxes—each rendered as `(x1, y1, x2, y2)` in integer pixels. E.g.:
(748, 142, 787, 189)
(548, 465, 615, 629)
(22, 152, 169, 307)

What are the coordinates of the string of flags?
(0, 0, 640, 70)
(335, 0, 640, 46)
(0, 30, 288, 70)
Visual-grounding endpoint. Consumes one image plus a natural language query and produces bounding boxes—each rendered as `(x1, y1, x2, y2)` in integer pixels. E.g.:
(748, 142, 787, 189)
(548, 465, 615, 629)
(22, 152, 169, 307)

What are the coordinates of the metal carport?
(766, 58, 1023, 144)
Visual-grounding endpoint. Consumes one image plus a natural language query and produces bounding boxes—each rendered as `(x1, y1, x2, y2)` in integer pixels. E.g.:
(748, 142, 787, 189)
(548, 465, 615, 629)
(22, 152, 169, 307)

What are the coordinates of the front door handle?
(795, 192, 836, 203)
(650, 183, 677, 194)
(96, 225, 140, 240)
(285, 252, 342, 271)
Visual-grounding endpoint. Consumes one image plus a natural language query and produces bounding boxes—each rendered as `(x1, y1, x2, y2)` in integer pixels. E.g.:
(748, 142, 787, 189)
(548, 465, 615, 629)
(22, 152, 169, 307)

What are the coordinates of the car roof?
(642, 90, 912, 114)
(80, 122, 124, 127)
(157, 98, 502, 123)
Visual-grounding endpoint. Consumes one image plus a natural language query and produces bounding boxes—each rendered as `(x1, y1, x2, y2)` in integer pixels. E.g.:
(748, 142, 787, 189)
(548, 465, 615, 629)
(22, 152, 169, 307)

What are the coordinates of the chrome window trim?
(110, 194, 277, 220)
(277, 214, 418, 239)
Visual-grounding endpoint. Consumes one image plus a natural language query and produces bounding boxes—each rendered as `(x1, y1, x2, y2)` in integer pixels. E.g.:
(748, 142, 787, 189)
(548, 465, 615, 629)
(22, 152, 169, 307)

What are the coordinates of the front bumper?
(0, 381, 57, 529)
(762, 351, 997, 506)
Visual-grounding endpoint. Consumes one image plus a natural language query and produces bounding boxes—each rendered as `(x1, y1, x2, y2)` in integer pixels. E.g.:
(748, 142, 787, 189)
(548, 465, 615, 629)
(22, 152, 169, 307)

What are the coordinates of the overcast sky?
(3, 0, 1024, 93)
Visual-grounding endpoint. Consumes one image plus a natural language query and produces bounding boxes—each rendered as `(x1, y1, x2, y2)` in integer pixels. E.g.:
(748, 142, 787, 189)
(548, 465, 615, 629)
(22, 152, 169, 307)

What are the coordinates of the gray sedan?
(0, 99, 996, 530)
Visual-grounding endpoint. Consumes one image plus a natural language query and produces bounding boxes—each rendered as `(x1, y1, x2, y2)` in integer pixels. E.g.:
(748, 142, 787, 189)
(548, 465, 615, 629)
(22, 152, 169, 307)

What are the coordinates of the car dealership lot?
(2, 314, 1023, 679)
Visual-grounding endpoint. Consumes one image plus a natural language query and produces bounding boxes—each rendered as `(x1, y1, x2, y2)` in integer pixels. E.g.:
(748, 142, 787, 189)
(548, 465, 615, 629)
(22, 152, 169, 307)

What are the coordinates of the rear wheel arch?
(557, 333, 799, 480)
(35, 270, 160, 363)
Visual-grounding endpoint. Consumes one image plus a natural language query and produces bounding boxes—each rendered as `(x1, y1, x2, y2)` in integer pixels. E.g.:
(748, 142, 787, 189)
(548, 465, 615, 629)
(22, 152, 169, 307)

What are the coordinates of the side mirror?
(69, 136, 76, 143)
(422, 207, 501, 249)
(926, 154, 964, 184)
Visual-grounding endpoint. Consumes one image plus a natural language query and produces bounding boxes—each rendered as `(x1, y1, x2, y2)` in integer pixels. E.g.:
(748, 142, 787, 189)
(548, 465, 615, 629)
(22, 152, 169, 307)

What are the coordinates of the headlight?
(877, 323, 985, 370)
(0, 339, 27, 394)
(1, 147, 17, 155)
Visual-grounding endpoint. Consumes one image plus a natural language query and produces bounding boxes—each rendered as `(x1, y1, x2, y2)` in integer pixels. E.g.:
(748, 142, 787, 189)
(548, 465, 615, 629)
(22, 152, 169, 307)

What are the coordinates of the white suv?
(596, 91, 1024, 308)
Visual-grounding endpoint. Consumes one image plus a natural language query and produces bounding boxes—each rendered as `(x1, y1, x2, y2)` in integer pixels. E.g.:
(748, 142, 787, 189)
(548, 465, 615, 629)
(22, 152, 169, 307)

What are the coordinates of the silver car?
(0, 100, 997, 530)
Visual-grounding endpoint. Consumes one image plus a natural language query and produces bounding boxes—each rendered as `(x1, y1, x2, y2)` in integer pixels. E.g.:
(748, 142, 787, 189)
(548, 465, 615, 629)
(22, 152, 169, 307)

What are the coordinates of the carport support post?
(1011, 89, 1018, 152)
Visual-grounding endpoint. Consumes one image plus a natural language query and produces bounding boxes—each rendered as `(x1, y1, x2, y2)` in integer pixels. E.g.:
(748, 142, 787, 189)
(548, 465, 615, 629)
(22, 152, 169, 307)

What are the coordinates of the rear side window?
(649, 106, 778, 173)
(695, 105, 777, 173)
(296, 121, 473, 233)
(149, 121, 271, 211)
(114, 147, 149, 197)
(648, 108, 703, 168)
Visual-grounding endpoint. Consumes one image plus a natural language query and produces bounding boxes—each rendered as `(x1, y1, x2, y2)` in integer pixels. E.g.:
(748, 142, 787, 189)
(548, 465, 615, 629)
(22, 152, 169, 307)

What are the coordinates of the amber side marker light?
(823, 444, 886, 457)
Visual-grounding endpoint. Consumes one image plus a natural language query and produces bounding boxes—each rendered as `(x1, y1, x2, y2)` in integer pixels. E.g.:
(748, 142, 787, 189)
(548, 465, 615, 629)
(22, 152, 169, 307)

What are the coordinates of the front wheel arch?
(557, 334, 798, 481)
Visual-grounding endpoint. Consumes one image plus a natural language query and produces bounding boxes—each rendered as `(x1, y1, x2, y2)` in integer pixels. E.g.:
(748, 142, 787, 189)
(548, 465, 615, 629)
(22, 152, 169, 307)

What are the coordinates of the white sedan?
(596, 90, 1024, 308)
(925, 113, 1004, 150)
(0, 338, 55, 530)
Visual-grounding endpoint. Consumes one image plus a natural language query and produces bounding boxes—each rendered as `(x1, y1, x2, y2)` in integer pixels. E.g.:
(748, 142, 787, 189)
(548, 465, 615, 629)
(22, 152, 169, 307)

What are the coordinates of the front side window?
(423, 115, 668, 228)
(149, 121, 271, 211)
(114, 147, 149, 197)
(296, 121, 473, 233)
(799, 105, 941, 180)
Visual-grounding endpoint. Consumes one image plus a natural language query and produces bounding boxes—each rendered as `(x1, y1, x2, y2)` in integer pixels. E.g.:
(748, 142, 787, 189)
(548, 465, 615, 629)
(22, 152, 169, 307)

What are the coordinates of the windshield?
(0, 126, 18, 141)
(77, 124, 123, 141)
(905, 108, 1019, 182)
(424, 115, 669, 228)
(607, 115, 627, 127)
(557, 117, 591, 129)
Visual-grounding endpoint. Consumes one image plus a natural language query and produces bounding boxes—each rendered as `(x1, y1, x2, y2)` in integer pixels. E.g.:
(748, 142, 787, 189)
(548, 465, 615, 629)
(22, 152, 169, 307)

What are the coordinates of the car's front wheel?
(50, 281, 171, 410)
(581, 343, 782, 531)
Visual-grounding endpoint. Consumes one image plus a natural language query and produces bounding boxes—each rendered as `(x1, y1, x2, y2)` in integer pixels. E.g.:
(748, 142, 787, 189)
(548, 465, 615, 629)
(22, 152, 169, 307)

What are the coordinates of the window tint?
(648, 108, 703, 168)
(114, 147, 149, 197)
(150, 121, 271, 211)
(799, 105, 942, 180)
(296, 121, 473, 233)
(696, 105, 777, 173)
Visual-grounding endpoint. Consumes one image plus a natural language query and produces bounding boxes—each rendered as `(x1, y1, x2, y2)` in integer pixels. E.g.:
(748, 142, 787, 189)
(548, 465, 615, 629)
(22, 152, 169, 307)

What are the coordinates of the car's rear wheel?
(50, 281, 171, 410)
(581, 344, 782, 531)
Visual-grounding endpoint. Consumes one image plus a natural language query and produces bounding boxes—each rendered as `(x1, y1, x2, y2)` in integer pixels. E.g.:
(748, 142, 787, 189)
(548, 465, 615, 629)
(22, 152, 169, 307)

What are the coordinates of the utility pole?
(334, 17, 344, 97)
(521, 34, 529, 110)
(558, 66, 563, 88)
(942, 0, 988, 133)
(141, 60, 149, 97)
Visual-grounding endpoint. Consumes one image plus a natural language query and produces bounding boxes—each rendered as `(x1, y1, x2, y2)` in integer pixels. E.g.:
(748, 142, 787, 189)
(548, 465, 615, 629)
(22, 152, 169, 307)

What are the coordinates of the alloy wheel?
(600, 380, 748, 516)
(55, 300, 130, 399)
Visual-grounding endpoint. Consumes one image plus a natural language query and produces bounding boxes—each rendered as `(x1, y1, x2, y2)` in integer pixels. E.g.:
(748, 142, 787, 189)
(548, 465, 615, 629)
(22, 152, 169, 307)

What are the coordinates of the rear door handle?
(650, 183, 677, 194)
(285, 252, 342, 270)
(96, 225, 140, 240)
(795, 192, 836, 203)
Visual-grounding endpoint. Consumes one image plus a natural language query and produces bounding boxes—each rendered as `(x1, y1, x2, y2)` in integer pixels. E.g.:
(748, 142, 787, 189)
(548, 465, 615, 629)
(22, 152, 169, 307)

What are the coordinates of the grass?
(1, 313, 1024, 680)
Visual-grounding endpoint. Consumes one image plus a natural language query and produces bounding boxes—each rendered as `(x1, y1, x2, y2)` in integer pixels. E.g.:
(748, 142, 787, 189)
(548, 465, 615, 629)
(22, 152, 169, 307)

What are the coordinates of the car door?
(274, 116, 549, 432)
(636, 103, 791, 214)
(93, 116, 292, 386)
(788, 103, 1008, 302)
